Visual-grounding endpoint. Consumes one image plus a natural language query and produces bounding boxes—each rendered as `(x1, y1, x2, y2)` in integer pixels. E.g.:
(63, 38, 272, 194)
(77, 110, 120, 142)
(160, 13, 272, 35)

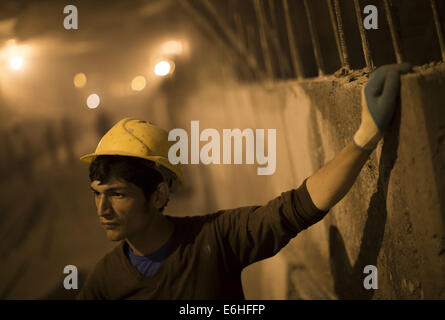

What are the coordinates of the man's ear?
(153, 182, 170, 209)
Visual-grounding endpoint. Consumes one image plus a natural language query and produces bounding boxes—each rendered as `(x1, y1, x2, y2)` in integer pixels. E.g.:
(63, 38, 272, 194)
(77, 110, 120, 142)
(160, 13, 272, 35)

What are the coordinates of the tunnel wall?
(166, 65, 445, 299)
(1, 64, 444, 300)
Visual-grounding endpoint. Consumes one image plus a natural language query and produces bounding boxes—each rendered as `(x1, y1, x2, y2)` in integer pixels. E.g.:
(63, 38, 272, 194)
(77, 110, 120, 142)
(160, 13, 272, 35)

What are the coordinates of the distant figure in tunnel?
(77, 63, 411, 299)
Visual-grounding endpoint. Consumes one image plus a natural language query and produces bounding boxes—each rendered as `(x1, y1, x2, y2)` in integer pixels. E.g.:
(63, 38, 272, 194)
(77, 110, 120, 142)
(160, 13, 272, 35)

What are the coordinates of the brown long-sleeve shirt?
(77, 178, 329, 299)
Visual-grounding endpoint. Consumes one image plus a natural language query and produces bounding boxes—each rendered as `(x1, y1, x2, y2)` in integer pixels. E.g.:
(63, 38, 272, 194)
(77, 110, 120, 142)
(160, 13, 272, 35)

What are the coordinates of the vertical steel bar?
(303, 0, 325, 75)
(266, 0, 289, 77)
(178, 1, 259, 79)
(231, 0, 242, 40)
(246, 24, 255, 58)
(197, 0, 265, 79)
(353, 0, 374, 70)
(327, 0, 344, 67)
(189, 0, 264, 79)
(253, 0, 274, 78)
(268, 0, 278, 29)
(233, 12, 253, 79)
(333, 0, 350, 70)
(431, 0, 445, 62)
(383, 0, 403, 63)
(282, 0, 304, 78)
(234, 12, 246, 48)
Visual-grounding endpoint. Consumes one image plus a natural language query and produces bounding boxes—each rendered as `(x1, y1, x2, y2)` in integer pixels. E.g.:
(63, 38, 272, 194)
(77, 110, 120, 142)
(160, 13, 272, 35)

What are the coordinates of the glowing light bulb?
(87, 94, 100, 109)
(10, 56, 23, 70)
(74, 73, 87, 88)
(154, 60, 174, 76)
(131, 76, 146, 91)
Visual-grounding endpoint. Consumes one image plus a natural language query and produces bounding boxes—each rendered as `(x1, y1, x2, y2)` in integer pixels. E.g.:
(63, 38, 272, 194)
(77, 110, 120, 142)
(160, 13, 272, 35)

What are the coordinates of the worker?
(77, 63, 411, 299)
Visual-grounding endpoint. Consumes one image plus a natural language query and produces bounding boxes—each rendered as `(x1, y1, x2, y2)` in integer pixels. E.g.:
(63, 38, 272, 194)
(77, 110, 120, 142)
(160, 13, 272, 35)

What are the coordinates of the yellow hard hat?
(80, 117, 184, 191)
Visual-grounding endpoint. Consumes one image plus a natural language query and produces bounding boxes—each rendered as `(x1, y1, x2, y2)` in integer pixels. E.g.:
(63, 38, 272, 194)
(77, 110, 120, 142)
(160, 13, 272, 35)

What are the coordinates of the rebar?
(266, 0, 289, 77)
(333, 0, 350, 70)
(282, 0, 304, 78)
(304, 0, 325, 75)
(383, 0, 404, 63)
(253, 0, 274, 78)
(353, 0, 374, 70)
(431, 0, 445, 62)
(180, 0, 265, 79)
(200, 0, 265, 78)
(233, 12, 245, 46)
(327, 0, 344, 67)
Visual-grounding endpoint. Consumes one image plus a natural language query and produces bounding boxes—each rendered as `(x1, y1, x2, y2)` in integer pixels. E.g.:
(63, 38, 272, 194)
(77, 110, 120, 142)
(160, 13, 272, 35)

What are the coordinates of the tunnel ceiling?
(0, 0, 444, 82)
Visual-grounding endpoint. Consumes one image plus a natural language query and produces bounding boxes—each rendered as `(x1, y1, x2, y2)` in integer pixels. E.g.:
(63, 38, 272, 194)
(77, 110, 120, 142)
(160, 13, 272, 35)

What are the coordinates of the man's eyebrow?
(90, 186, 128, 192)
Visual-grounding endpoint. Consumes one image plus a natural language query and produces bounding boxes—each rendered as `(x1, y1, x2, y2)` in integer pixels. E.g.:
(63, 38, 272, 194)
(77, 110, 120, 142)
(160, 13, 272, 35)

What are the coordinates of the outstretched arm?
(306, 63, 411, 211)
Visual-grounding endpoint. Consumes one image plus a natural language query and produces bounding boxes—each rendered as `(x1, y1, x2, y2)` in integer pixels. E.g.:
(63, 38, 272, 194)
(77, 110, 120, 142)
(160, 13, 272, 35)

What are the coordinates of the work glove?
(353, 63, 412, 150)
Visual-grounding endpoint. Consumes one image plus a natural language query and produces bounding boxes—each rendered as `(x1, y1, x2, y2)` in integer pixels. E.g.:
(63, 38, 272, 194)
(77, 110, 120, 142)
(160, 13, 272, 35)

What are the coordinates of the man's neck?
(126, 214, 174, 256)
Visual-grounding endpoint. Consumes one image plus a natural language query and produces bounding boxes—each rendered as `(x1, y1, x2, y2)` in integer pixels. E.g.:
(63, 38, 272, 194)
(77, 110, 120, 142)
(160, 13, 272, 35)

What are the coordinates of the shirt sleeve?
(214, 178, 329, 269)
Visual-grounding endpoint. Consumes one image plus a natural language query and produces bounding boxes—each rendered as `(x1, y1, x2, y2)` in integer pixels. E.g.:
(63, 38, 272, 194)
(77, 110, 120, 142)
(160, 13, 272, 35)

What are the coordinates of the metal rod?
(253, 0, 274, 78)
(383, 0, 403, 63)
(268, 0, 278, 29)
(179, 0, 264, 79)
(431, 0, 445, 62)
(233, 12, 256, 79)
(327, 0, 344, 67)
(303, 0, 325, 75)
(266, 0, 289, 77)
(196, 0, 265, 79)
(353, 0, 374, 70)
(246, 24, 256, 61)
(282, 0, 304, 78)
(233, 12, 246, 48)
(333, 0, 350, 70)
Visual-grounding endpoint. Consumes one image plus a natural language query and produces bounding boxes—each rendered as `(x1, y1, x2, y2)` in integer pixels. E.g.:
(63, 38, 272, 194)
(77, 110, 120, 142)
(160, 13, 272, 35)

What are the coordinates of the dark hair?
(89, 155, 165, 203)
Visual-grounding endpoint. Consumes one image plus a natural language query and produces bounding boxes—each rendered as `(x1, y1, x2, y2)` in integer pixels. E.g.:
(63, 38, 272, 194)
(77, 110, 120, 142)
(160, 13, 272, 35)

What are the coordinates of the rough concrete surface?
(162, 64, 445, 299)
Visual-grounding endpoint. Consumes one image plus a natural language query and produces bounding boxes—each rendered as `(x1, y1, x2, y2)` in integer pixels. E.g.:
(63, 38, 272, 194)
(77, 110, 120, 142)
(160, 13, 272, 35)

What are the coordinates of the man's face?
(90, 176, 154, 241)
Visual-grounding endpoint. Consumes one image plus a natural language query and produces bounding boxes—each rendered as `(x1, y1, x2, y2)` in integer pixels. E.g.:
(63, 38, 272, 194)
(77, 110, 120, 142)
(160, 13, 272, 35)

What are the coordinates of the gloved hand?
(353, 63, 412, 150)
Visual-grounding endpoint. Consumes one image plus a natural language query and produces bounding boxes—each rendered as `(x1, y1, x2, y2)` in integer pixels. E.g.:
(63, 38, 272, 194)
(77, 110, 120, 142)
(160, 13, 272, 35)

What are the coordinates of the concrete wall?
(164, 64, 445, 299)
